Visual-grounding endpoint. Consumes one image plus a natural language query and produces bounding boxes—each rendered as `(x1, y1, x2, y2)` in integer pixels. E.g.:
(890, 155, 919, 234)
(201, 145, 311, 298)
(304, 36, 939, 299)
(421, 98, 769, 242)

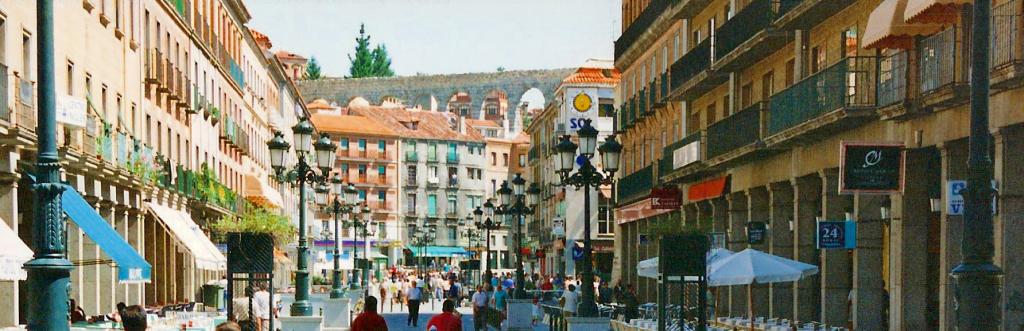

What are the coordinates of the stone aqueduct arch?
(296, 69, 574, 117)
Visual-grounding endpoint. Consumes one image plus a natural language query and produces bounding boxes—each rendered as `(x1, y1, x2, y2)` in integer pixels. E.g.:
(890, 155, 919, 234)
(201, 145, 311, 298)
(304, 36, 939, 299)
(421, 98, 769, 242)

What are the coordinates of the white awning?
(146, 203, 226, 271)
(0, 218, 32, 281)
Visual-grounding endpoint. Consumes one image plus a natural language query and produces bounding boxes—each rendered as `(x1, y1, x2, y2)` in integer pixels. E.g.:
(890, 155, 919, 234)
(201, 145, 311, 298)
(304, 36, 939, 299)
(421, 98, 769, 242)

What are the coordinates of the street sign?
(946, 180, 998, 215)
(572, 244, 584, 261)
(746, 222, 767, 245)
(816, 220, 856, 249)
(839, 142, 905, 194)
(651, 188, 682, 209)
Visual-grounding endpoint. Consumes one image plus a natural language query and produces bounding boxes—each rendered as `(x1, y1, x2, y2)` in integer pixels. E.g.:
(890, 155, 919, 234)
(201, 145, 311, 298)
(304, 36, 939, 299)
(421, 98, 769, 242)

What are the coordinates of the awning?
(407, 246, 471, 258)
(905, 0, 969, 24)
(244, 175, 283, 209)
(0, 218, 32, 281)
(146, 202, 226, 271)
(864, 0, 943, 49)
(63, 188, 152, 283)
(314, 239, 392, 249)
(687, 176, 730, 202)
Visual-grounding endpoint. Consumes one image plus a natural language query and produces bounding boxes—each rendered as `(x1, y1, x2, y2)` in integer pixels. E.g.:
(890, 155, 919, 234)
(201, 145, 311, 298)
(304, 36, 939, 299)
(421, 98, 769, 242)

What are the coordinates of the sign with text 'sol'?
(816, 220, 856, 249)
(839, 142, 905, 194)
(946, 180, 998, 215)
(561, 87, 599, 133)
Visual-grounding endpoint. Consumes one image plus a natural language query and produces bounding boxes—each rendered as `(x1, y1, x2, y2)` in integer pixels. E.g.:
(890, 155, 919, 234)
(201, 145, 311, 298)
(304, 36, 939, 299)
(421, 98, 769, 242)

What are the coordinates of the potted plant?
(213, 207, 295, 274)
(210, 106, 221, 125)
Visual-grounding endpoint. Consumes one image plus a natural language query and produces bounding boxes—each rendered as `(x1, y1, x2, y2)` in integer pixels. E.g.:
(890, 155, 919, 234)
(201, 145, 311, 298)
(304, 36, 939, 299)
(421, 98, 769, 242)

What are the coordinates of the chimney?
(459, 116, 467, 135)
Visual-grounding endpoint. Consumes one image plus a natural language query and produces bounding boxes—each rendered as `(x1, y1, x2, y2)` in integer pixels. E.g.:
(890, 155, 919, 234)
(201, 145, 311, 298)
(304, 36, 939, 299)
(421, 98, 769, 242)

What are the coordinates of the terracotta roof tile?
(348, 106, 484, 143)
(310, 113, 397, 137)
(562, 67, 621, 85)
(275, 50, 307, 61)
(306, 99, 334, 110)
(465, 118, 501, 128)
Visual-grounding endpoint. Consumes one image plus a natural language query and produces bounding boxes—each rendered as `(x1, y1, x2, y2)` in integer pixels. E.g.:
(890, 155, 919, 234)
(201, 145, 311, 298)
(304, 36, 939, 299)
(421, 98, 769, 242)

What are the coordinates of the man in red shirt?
(540, 278, 554, 291)
(351, 296, 388, 331)
(425, 299, 462, 331)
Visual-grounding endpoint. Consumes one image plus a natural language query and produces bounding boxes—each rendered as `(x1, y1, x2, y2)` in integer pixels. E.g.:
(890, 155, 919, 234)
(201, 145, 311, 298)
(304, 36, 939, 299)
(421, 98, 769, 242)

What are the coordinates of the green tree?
(304, 56, 323, 80)
(347, 24, 394, 78)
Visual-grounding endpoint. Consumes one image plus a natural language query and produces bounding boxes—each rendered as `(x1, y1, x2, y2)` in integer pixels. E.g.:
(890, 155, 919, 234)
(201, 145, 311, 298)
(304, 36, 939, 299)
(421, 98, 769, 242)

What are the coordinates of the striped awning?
(864, 0, 943, 49)
(905, 0, 970, 24)
(407, 246, 471, 258)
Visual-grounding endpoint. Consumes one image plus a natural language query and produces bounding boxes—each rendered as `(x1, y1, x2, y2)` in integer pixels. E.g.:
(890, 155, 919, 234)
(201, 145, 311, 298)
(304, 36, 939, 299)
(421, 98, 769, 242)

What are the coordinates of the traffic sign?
(946, 180, 997, 215)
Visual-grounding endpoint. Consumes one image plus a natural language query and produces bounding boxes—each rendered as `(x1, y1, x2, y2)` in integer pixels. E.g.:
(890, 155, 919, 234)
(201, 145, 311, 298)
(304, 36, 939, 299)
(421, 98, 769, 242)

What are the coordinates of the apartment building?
(613, 0, 1024, 329)
(525, 60, 619, 279)
(0, 0, 306, 326)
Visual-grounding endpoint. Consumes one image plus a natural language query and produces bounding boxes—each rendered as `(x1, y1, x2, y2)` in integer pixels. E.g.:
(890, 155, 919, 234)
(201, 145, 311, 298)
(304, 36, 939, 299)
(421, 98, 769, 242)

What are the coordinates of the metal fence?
(768, 56, 877, 135)
(992, 0, 1021, 69)
(706, 102, 765, 159)
(878, 50, 909, 106)
(15, 76, 35, 132)
(919, 27, 959, 93)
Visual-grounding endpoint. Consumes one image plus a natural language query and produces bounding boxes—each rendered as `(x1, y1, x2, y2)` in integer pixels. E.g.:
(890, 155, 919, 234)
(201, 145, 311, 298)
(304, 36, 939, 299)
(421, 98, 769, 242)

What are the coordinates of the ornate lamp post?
(474, 201, 501, 284)
(496, 175, 540, 299)
(407, 222, 437, 280)
(357, 205, 372, 291)
(326, 175, 358, 298)
(24, 1, 74, 329)
(267, 120, 338, 317)
(553, 119, 621, 317)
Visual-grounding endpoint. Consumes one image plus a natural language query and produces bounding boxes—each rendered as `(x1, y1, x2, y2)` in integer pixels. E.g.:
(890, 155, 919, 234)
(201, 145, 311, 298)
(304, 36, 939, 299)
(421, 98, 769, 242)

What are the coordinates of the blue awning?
(408, 246, 471, 258)
(63, 187, 151, 283)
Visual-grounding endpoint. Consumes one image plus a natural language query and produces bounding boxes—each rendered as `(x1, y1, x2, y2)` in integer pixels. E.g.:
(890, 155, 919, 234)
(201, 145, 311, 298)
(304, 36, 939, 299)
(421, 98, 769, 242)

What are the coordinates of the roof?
(562, 67, 621, 85)
(250, 29, 272, 49)
(307, 99, 335, 110)
(309, 113, 397, 137)
(275, 50, 308, 61)
(512, 132, 531, 144)
(349, 106, 485, 143)
(465, 118, 501, 128)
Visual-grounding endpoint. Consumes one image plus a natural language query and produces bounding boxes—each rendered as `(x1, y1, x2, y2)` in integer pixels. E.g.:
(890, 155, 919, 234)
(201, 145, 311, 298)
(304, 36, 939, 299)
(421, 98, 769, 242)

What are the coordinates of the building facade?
(0, 0, 306, 326)
(613, 0, 1024, 329)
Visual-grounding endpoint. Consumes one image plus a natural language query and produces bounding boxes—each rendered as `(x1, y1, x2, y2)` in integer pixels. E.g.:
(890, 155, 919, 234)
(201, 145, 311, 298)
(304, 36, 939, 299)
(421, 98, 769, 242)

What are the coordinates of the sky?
(246, 0, 622, 77)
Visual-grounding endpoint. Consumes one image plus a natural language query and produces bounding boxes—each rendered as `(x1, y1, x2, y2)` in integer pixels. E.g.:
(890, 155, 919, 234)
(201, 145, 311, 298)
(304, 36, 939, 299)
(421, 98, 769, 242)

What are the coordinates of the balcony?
(877, 51, 910, 110)
(712, 0, 791, 72)
(706, 102, 768, 164)
(669, 38, 728, 101)
(617, 165, 653, 204)
(404, 176, 418, 187)
(426, 177, 440, 188)
(992, 0, 1024, 89)
(615, 0, 678, 58)
(426, 151, 439, 163)
(765, 56, 877, 146)
(774, 0, 856, 30)
(447, 176, 459, 188)
(446, 153, 460, 164)
(658, 131, 708, 184)
(918, 27, 968, 109)
(15, 76, 35, 133)
(659, 72, 670, 104)
(405, 208, 418, 217)
(638, 88, 649, 118)
(144, 49, 160, 85)
(405, 151, 419, 162)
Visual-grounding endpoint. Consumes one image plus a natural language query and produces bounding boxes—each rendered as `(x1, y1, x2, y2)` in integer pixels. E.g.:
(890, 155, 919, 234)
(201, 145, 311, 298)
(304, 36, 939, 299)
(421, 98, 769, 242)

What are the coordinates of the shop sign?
(746, 222, 767, 245)
(816, 220, 856, 249)
(552, 217, 565, 237)
(651, 187, 681, 209)
(673, 140, 700, 169)
(840, 141, 905, 194)
(946, 180, 998, 215)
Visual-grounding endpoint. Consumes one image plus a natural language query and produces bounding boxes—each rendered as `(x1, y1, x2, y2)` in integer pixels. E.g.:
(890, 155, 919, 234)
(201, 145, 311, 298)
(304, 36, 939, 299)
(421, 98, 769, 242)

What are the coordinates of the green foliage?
(347, 23, 394, 78)
(304, 56, 322, 80)
(496, 66, 506, 72)
(311, 275, 331, 285)
(212, 206, 295, 245)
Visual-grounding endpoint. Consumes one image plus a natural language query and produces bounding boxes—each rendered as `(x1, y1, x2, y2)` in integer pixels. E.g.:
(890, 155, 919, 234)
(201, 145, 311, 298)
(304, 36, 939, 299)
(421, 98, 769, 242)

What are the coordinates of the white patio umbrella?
(707, 248, 819, 331)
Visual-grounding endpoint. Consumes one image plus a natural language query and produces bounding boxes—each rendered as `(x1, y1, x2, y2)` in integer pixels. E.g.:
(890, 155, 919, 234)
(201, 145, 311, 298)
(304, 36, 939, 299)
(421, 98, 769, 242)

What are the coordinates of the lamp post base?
(278, 315, 323, 331)
(503, 299, 534, 331)
(322, 297, 351, 331)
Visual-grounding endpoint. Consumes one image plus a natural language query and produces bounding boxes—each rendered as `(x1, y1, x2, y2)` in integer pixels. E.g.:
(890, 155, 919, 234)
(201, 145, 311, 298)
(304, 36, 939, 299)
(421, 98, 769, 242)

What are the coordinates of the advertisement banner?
(673, 140, 700, 169)
(57, 95, 87, 127)
(560, 87, 599, 133)
(840, 141, 905, 194)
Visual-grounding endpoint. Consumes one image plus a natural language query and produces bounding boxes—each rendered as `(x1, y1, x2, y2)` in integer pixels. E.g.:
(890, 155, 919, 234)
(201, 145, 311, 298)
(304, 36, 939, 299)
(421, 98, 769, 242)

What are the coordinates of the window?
(785, 59, 796, 86)
(66, 61, 74, 95)
(378, 165, 386, 177)
(841, 26, 858, 58)
(358, 165, 367, 179)
(448, 227, 457, 241)
(406, 193, 417, 212)
(811, 46, 825, 73)
(358, 138, 367, 151)
(722, 95, 731, 116)
(340, 138, 349, 149)
(762, 71, 775, 101)
(358, 190, 367, 202)
(491, 152, 497, 166)
(502, 153, 509, 166)
(598, 204, 612, 235)
(705, 102, 717, 128)
(447, 194, 457, 215)
(519, 155, 526, 167)
(378, 190, 386, 206)
(341, 163, 350, 178)
(428, 166, 438, 180)
(22, 32, 31, 79)
(378, 140, 386, 153)
(407, 165, 417, 181)
(427, 194, 438, 216)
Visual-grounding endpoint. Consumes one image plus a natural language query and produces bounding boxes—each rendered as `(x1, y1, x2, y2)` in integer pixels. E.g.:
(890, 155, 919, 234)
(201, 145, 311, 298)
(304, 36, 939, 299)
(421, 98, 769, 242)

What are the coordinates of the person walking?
(621, 284, 639, 323)
(471, 285, 489, 331)
(253, 283, 272, 331)
(426, 299, 463, 331)
(406, 280, 423, 327)
(560, 284, 579, 317)
(351, 296, 388, 331)
(379, 280, 388, 312)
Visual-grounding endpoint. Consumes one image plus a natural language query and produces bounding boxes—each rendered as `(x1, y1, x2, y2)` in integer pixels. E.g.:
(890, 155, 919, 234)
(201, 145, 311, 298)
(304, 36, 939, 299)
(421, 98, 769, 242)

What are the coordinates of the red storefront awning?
(687, 176, 729, 201)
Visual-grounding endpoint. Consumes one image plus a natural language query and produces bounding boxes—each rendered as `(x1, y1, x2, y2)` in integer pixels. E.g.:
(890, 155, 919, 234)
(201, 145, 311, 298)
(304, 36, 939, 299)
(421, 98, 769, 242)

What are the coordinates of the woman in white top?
(560, 284, 579, 317)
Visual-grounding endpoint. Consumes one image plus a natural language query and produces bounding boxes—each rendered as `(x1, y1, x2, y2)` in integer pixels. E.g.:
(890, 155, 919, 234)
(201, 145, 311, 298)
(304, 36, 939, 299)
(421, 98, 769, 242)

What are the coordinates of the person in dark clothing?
(598, 282, 613, 304)
(621, 284, 640, 323)
(121, 305, 148, 331)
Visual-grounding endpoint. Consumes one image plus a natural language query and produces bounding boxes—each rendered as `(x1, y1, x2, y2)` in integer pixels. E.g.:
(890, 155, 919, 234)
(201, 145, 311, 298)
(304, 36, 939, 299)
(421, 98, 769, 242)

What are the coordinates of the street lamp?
(495, 174, 539, 299)
(267, 122, 338, 317)
(474, 202, 501, 284)
(326, 174, 358, 298)
(553, 119, 621, 317)
(359, 205, 372, 291)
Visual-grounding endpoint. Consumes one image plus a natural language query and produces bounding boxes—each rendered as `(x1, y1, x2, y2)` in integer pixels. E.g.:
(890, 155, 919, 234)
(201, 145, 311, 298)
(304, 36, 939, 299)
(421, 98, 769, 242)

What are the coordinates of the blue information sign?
(816, 220, 857, 249)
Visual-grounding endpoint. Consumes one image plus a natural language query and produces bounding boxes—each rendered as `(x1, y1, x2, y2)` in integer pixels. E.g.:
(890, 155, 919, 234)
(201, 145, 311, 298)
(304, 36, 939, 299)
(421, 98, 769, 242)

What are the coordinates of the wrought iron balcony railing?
(618, 164, 653, 203)
(767, 56, 877, 136)
(706, 102, 766, 160)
